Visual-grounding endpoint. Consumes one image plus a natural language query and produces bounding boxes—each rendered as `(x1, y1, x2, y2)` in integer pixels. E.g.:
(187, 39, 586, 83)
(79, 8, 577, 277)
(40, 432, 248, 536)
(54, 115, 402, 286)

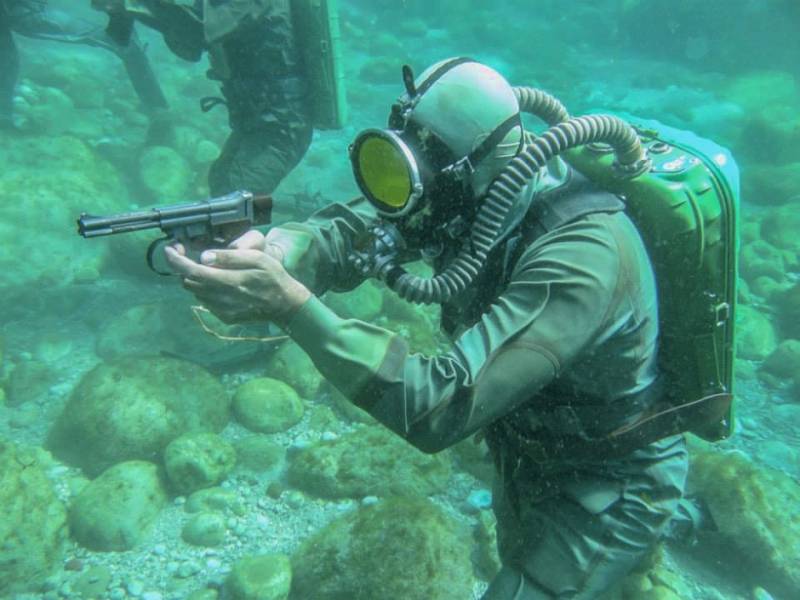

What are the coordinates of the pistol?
(77, 190, 273, 274)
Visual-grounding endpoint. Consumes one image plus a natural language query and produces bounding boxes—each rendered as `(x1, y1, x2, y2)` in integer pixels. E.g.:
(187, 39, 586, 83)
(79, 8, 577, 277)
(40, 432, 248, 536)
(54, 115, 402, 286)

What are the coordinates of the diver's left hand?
(164, 242, 311, 327)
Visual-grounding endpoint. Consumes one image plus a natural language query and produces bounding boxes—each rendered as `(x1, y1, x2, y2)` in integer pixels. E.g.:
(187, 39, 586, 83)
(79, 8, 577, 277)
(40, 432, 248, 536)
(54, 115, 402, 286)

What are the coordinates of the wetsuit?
(268, 164, 688, 599)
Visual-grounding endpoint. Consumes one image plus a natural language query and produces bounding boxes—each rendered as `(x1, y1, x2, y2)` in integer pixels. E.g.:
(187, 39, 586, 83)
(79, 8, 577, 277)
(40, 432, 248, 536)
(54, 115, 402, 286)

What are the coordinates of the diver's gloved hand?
(164, 230, 311, 328)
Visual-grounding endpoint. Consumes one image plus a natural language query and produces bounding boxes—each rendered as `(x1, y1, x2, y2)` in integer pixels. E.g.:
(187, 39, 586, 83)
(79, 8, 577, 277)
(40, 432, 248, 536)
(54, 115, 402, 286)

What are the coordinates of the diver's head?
(349, 58, 523, 240)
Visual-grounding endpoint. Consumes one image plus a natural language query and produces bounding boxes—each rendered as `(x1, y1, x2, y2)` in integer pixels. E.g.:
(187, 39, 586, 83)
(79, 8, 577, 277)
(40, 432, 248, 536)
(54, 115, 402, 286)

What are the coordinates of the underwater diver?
(91, 0, 320, 198)
(0, 0, 167, 129)
(164, 59, 738, 598)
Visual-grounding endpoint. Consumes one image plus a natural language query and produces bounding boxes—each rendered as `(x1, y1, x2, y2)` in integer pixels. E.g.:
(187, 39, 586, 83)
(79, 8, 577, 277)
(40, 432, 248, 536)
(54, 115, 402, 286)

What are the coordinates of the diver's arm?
(286, 216, 623, 453)
(266, 197, 382, 296)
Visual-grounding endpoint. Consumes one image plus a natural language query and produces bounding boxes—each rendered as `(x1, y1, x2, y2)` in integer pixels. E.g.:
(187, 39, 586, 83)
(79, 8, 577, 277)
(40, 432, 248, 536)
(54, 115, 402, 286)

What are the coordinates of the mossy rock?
(740, 240, 786, 284)
(69, 460, 168, 551)
(0, 136, 128, 289)
(185, 487, 246, 517)
(47, 356, 229, 476)
(226, 554, 292, 600)
(139, 145, 192, 202)
(735, 304, 777, 361)
(0, 440, 68, 596)
(5, 359, 56, 406)
(743, 162, 800, 206)
(290, 497, 473, 600)
(760, 340, 800, 382)
(164, 432, 236, 494)
(287, 425, 451, 499)
(182, 511, 227, 547)
(688, 445, 800, 596)
(264, 341, 323, 399)
(324, 280, 384, 321)
(233, 377, 304, 433)
(760, 203, 800, 255)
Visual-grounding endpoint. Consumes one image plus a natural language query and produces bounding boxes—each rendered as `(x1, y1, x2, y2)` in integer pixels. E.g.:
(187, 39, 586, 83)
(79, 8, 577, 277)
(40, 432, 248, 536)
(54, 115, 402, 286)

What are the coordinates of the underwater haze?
(1, 0, 799, 599)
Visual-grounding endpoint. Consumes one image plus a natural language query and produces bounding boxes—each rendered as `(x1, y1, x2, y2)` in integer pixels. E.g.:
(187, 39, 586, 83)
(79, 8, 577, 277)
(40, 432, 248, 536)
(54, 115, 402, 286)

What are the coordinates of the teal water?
(1, 1, 798, 599)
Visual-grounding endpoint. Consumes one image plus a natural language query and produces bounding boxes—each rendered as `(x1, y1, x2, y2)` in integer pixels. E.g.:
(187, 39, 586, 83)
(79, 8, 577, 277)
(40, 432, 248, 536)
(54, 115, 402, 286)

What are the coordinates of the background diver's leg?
(0, 14, 19, 126)
(10, 4, 167, 112)
(208, 122, 313, 197)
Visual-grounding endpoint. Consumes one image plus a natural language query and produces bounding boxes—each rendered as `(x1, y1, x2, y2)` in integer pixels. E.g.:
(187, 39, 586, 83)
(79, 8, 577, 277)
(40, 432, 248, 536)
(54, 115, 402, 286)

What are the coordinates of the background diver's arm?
(0, 10, 19, 123)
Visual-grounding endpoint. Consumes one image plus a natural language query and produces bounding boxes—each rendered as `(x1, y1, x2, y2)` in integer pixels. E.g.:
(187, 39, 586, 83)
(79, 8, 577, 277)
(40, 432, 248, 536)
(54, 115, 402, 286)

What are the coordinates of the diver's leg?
(208, 120, 313, 197)
(486, 436, 688, 600)
(10, 3, 168, 113)
(100, 28, 169, 112)
(0, 15, 18, 127)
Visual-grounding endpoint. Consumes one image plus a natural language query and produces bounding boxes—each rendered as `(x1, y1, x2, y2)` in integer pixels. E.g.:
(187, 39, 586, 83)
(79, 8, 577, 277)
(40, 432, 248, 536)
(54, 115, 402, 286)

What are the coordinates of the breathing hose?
(386, 89, 650, 304)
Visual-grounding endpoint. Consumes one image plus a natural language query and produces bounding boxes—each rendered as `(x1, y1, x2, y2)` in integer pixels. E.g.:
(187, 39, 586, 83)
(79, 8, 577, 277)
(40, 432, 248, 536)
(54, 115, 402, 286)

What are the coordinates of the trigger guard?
(147, 237, 175, 276)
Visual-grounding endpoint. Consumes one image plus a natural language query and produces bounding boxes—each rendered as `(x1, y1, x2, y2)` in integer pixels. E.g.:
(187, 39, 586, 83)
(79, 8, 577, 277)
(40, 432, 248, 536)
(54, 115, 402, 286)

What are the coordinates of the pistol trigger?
(147, 236, 175, 276)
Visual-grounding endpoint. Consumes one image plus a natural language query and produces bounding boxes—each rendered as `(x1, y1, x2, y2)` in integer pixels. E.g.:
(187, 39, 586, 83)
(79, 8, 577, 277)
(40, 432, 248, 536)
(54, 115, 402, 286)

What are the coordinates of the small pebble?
(127, 580, 144, 596)
(64, 558, 84, 571)
(153, 543, 167, 556)
(361, 495, 379, 506)
(321, 431, 338, 441)
(109, 588, 126, 600)
(177, 561, 201, 578)
(467, 488, 493, 512)
(266, 481, 284, 499)
(206, 557, 222, 570)
(142, 592, 163, 600)
(285, 490, 305, 508)
(753, 587, 775, 600)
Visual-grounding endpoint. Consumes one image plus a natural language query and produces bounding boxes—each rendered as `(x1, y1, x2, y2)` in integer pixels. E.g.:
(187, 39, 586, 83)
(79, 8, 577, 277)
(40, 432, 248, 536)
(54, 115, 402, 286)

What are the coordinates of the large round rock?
(47, 356, 229, 476)
(0, 440, 68, 596)
(69, 460, 168, 551)
(226, 554, 292, 600)
(233, 377, 304, 433)
(291, 497, 473, 600)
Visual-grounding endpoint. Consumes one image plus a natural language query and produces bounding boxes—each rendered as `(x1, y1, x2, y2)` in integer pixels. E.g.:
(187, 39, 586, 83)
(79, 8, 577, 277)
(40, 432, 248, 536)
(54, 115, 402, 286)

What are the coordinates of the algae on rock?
(287, 425, 451, 499)
(290, 497, 473, 600)
(688, 442, 800, 597)
(233, 377, 305, 433)
(226, 554, 292, 600)
(48, 356, 229, 476)
(0, 439, 68, 596)
(69, 460, 168, 552)
(164, 432, 236, 494)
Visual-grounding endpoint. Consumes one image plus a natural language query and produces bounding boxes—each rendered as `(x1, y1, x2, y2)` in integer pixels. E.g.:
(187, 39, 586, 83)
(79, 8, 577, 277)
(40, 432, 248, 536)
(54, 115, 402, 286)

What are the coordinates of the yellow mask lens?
(357, 136, 412, 209)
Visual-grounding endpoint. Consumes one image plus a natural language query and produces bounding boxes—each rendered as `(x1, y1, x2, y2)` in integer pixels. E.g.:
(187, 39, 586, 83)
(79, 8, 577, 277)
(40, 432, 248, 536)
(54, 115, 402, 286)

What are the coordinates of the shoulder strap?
(525, 170, 626, 240)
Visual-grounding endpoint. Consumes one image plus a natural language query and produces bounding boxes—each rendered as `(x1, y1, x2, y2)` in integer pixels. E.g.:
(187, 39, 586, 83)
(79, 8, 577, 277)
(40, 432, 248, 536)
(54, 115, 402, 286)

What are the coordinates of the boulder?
(264, 341, 323, 399)
(233, 377, 304, 433)
(0, 440, 68, 596)
(287, 425, 451, 499)
(139, 145, 193, 202)
(226, 554, 292, 600)
(69, 460, 168, 552)
(48, 356, 229, 476)
(164, 432, 236, 494)
(688, 444, 800, 597)
(290, 497, 473, 600)
(182, 511, 227, 548)
(735, 304, 777, 361)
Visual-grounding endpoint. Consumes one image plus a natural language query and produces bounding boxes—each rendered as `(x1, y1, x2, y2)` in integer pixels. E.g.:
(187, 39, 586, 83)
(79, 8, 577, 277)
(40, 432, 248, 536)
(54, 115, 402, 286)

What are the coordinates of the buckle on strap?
(441, 156, 475, 181)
